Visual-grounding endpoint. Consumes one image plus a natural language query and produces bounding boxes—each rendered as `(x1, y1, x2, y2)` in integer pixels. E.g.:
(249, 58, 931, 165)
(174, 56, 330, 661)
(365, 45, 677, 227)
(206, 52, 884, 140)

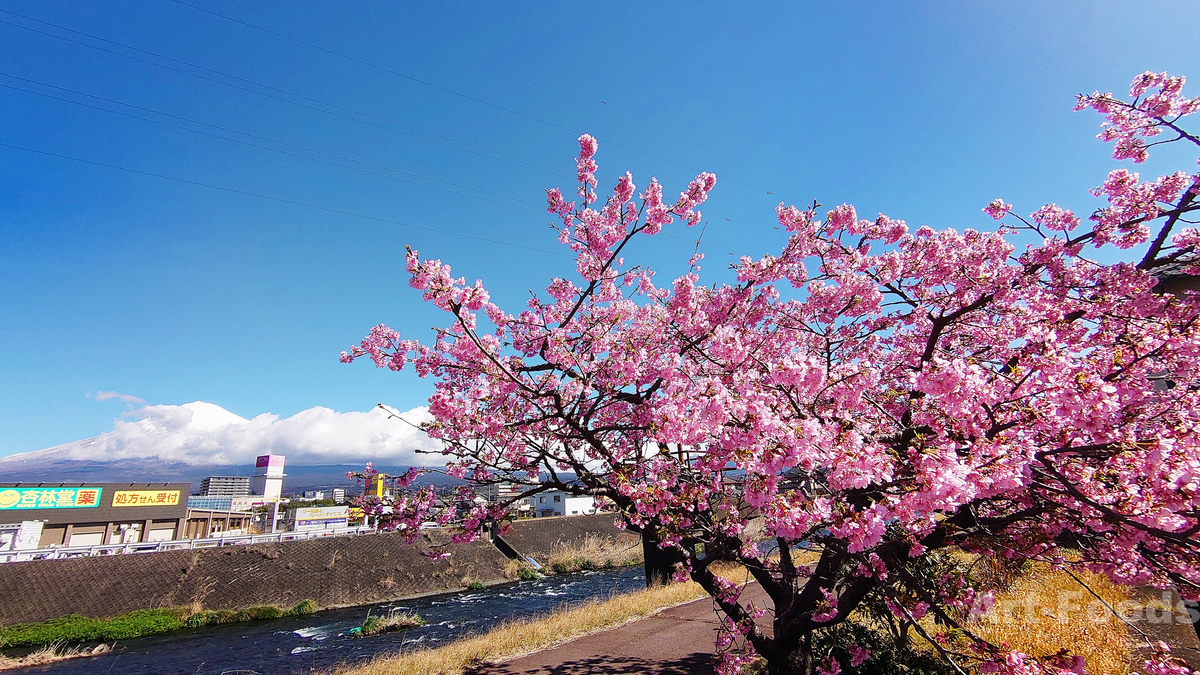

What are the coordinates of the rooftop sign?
(112, 489, 181, 507)
(0, 487, 102, 510)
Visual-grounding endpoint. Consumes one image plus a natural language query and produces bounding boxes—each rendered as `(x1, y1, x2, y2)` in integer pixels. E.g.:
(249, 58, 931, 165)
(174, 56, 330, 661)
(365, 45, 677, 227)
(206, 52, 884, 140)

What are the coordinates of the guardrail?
(0, 526, 377, 563)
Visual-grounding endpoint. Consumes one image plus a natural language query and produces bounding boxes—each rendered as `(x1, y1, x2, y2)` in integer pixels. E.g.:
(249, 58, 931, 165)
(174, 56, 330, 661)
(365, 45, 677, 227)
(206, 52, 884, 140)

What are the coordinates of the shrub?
(360, 615, 383, 636)
(503, 558, 540, 581)
(357, 611, 425, 637)
(0, 601, 320, 649)
(286, 599, 317, 616)
(0, 610, 184, 648)
(248, 605, 283, 620)
(811, 622, 957, 675)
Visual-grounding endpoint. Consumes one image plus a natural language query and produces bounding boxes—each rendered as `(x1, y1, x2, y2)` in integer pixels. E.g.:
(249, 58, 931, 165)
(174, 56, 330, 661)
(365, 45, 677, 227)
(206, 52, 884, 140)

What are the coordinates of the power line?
(0, 76, 758, 257)
(599, 98, 767, 161)
(170, 1, 799, 202)
(0, 10, 570, 180)
(1, 141, 756, 262)
(0, 9, 781, 233)
(173, 1, 578, 134)
(0, 142, 568, 256)
(0, 74, 547, 212)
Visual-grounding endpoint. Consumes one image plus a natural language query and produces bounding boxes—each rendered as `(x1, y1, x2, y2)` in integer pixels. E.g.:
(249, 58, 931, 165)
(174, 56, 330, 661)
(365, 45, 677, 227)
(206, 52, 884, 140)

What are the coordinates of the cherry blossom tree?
(343, 71, 1200, 675)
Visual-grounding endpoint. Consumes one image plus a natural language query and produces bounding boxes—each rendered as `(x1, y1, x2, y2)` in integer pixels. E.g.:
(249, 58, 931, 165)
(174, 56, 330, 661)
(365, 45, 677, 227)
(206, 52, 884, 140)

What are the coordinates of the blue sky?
(2, 1, 1199, 458)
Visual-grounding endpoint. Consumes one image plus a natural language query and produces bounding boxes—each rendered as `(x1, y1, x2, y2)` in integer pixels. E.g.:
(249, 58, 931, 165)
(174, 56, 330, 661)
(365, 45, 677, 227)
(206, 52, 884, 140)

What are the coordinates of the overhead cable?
(0, 142, 567, 256)
(0, 10, 569, 179)
(2, 141, 756, 261)
(2, 79, 757, 256)
(172, 1, 798, 203)
(0, 10, 779, 231)
(0, 74, 546, 212)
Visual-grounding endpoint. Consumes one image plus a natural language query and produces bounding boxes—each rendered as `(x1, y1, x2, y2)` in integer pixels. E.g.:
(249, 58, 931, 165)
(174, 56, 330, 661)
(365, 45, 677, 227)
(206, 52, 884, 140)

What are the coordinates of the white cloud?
(93, 391, 145, 406)
(49, 401, 441, 466)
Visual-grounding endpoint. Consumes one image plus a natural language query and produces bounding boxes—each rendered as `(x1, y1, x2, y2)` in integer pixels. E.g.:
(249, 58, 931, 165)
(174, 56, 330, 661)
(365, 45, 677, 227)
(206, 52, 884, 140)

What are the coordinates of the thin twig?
(1062, 566, 1152, 641)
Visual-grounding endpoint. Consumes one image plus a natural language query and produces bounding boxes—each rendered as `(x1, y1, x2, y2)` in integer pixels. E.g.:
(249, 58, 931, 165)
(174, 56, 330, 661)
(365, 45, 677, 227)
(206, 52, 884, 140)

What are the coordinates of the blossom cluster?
(344, 70, 1200, 674)
(1075, 71, 1200, 163)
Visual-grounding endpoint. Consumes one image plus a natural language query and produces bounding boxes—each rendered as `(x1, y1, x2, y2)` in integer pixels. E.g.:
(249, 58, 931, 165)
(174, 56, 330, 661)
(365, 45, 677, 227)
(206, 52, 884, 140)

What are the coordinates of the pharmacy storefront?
(0, 483, 190, 548)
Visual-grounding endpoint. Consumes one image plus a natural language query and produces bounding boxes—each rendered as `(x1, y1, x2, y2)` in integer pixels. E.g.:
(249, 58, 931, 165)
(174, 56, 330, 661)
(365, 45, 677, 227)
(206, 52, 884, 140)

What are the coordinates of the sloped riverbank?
(7, 567, 645, 675)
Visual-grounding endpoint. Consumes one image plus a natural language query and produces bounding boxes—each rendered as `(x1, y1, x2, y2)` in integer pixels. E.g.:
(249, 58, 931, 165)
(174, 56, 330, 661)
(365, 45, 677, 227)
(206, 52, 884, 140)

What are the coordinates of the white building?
(0, 520, 44, 560)
(530, 489, 600, 518)
(186, 495, 262, 512)
(250, 454, 285, 501)
(198, 475, 251, 497)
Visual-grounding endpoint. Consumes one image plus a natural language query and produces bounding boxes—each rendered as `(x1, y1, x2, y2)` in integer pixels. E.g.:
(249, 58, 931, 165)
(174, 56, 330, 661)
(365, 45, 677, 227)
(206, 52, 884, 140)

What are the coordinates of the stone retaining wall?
(498, 513, 626, 564)
(0, 530, 508, 625)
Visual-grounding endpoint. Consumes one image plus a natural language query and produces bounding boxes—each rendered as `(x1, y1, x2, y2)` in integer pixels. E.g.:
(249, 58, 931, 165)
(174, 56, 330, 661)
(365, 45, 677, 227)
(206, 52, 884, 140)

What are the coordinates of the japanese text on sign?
(112, 490, 181, 507)
(0, 487, 103, 510)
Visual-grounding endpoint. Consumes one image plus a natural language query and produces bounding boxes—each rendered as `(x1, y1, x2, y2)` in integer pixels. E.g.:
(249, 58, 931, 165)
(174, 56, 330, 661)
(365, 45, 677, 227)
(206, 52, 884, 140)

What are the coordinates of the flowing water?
(13, 567, 646, 675)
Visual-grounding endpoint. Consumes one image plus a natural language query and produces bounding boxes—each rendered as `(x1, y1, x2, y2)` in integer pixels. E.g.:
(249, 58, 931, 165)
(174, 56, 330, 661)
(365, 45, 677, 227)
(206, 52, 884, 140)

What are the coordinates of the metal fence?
(0, 526, 376, 564)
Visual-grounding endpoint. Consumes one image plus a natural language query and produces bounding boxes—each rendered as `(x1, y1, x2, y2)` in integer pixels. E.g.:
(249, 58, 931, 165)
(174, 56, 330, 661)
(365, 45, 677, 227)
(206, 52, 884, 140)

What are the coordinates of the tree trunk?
(641, 525, 678, 587)
(801, 630, 814, 675)
(764, 630, 814, 675)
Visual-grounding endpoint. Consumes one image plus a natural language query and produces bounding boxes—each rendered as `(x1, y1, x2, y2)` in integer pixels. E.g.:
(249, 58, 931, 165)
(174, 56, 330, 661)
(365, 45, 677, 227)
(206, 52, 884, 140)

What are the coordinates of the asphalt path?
(466, 585, 772, 675)
(465, 583, 1200, 674)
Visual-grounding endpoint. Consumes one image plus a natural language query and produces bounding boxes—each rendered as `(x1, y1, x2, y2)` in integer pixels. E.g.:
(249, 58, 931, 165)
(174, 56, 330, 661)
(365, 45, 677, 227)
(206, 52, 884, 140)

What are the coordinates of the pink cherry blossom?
(985, 199, 1013, 220)
(576, 134, 599, 204)
(816, 658, 841, 675)
(1135, 642, 1200, 675)
(344, 69, 1200, 674)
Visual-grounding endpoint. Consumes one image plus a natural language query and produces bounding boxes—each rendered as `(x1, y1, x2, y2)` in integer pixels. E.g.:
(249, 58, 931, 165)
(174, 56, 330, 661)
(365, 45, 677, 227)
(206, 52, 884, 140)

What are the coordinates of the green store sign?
(0, 487, 103, 510)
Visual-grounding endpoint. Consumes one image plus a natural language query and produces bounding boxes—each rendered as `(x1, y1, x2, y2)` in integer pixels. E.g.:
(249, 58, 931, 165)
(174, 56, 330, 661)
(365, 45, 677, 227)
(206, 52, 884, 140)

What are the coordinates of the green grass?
(358, 612, 425, 637)
(288, 599, 318, 616)
(182, 600, 313, 628)
(0, 610, 186, 648)
(0, 600, 317, 649)
(549, 556, 636, 575)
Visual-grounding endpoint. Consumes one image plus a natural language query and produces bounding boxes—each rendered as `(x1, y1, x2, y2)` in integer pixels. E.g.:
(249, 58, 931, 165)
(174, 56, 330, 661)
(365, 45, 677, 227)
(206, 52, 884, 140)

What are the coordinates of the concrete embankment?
(497, 513, 625, 564)
(0, 514, 628, 626)
(0, 529, 508, 625)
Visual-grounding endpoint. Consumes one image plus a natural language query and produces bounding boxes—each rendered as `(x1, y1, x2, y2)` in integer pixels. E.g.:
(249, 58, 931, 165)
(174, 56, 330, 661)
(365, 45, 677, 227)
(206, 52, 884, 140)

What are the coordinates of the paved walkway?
(1129, 587, 1200, 670)
(466, 584, 1200, 674)
(466, 586, 771, 675)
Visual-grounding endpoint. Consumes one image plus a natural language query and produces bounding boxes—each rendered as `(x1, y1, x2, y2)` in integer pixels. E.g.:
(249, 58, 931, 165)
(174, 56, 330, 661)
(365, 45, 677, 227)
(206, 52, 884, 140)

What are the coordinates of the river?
(13, 567, 646, 675)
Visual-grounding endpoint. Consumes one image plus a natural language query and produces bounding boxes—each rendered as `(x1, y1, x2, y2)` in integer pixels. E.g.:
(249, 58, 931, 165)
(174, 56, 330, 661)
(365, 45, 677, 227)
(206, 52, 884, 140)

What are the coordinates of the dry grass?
(0, 642, 112, 671)
(943, 561, 1133, 674)
(360, 612, 425, 637)
(503, 558, 538, 581)
(327, 580, 707, 675)
(336, 547, 1136, 675)
(544, 533, 643, 574)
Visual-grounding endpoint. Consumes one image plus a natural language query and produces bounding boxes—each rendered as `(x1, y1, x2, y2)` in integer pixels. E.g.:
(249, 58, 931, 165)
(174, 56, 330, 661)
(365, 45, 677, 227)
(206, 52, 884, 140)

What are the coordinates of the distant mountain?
(0, 399, 570, 496)
(0, 453, 460, 495)
(0, 400, 441, 489)
(0, 448, 239, 488)
(282, 465, 467, 494)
